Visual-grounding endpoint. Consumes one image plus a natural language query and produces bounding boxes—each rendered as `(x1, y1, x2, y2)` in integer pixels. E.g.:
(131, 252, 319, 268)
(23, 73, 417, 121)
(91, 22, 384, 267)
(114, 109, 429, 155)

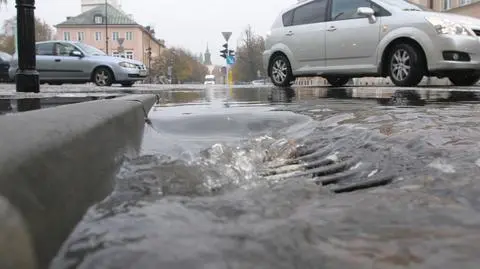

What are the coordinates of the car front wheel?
(448, 72, 480, 86)
(93, 67, 113, 86)
(388, 43, 425, 87)
(269, 54, 294, 87)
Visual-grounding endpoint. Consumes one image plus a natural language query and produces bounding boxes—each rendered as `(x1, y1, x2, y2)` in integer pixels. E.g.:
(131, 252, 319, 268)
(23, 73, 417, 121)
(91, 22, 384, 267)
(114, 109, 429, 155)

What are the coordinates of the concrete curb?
(0, 94, 156, 269)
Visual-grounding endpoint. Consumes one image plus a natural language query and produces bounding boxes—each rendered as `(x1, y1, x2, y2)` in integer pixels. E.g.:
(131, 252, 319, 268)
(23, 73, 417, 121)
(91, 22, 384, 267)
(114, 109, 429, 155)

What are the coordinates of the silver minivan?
(264, 0, 480, 87)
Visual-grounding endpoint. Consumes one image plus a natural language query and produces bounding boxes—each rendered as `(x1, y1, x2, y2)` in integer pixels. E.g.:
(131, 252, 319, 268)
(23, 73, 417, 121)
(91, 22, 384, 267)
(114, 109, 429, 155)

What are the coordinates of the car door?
(53, 42, 89, 80)
(35, 42, 57, 80)
(325, 0, 382, 72)
(282, 0, 328, 73)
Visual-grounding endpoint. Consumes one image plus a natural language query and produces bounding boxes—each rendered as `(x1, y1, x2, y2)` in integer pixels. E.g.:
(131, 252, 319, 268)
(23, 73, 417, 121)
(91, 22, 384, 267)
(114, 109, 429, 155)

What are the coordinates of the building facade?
(55, 4, 165, 65)
(411, 0, 480, 13)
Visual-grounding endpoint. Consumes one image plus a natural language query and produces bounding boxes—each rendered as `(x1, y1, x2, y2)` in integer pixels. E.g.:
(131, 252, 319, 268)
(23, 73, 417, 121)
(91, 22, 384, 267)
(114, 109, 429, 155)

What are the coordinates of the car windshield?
(75, 42, 106, 56)
(0, 51, 12, 62)
(379, 0, 432, 11)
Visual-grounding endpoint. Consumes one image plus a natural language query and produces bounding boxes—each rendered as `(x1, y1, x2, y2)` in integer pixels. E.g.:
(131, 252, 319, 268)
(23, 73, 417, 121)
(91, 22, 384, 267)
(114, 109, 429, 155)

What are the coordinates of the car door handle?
(285, 31, 294, 36)
(55, 59, 61, 62)
(327, 26, 337, 32)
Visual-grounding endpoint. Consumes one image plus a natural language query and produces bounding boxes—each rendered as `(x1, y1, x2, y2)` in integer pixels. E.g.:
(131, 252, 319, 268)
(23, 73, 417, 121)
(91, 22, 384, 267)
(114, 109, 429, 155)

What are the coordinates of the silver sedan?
(9, 40, 148, 87)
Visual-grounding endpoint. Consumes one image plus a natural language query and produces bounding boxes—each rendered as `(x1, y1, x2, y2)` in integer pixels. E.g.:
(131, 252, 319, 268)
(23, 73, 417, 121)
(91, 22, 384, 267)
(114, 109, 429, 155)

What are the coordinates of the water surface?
(52, 86, 480, 269)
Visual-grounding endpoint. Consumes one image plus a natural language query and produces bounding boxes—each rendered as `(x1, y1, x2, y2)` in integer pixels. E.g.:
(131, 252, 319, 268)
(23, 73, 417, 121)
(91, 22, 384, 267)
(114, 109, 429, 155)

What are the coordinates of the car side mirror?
(357, 7, 376, 23)
(70, 50, 83, 57)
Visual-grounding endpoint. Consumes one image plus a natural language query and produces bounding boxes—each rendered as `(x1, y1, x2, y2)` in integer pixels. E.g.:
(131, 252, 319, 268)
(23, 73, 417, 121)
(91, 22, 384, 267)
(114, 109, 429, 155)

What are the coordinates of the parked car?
(264, 0, 480, 87)
(0, 51, 12, 82)
(204, 74, 216, 85)
(9, 40, 147, 87)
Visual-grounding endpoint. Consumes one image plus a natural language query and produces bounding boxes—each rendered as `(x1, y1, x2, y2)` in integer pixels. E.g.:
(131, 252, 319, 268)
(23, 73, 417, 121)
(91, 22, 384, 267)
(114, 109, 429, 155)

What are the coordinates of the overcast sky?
(0, 0, 296, 65)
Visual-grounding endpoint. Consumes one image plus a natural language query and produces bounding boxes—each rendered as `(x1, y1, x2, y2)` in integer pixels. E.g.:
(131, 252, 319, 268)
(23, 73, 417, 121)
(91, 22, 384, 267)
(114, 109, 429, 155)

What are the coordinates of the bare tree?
(232, 25, 265, 82)
(0, 16, 54, 53)
(150, 47, 208, 84)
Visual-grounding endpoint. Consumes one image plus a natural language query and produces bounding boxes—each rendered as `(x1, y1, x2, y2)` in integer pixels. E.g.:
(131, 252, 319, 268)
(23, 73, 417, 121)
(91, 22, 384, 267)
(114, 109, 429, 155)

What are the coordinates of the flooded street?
(51, 86, 480, 269)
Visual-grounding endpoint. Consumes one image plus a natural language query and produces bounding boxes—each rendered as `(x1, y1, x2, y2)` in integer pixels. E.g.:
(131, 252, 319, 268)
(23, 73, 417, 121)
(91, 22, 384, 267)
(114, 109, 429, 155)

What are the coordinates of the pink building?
(55, 3, 165, 65)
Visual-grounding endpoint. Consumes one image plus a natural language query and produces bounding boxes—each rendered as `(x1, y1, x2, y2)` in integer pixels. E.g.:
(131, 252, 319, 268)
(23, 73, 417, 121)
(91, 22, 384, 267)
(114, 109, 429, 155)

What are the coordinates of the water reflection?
(268, 87, 296, 103)
(0, 99, 12, 113)
(17, 98, 41, 112)
(152, 86, 480, 107)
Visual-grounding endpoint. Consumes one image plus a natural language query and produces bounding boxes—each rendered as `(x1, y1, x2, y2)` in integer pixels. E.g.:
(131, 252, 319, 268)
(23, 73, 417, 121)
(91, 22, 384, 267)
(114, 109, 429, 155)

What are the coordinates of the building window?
(126, 32, 133, 40)
(112, 51, 120, 57)
(95, 32, 102, 41)
(126, 51, 134, 59)
(94, 15, 103, 24)
(443, 0, 451, 10)
(112, 32, 119, 40)
(63, 32, 71, 41)
(77, 32, 85, 41)
(460, 0, 471, 6)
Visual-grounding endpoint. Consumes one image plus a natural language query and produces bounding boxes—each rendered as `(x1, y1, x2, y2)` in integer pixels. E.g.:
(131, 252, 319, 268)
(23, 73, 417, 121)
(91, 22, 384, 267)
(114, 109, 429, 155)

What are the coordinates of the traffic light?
(220, 43, 228, 59)
(228, 50, 235, 57)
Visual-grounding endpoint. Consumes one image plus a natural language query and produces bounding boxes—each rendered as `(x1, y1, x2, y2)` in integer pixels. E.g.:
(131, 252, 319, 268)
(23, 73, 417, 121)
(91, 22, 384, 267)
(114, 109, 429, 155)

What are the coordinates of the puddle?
(51, 86, 480, 269)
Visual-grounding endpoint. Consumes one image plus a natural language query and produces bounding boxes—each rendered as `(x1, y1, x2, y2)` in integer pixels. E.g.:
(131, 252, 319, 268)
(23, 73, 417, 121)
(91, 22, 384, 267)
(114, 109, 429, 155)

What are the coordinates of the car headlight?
(119, 62, 136, 68)
(425, 16, 472, 36)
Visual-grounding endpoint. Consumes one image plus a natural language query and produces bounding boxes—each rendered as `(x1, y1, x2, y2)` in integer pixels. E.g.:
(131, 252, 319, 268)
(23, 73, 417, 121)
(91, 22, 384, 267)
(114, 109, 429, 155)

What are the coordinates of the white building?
(81, 0, 121, 12)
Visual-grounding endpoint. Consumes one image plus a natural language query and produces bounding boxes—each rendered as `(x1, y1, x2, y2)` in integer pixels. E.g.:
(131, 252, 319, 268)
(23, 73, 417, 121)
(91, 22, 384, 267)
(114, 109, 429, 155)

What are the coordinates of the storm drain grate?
(261, 142, 394, 194)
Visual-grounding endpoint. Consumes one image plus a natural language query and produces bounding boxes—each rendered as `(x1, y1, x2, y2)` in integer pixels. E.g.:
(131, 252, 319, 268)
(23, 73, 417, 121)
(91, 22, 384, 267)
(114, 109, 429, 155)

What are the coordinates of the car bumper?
(262, 50, 272, 75)
(8, 67, 16, 81)
(113, 67, 148, 82)
(428, 34, 480, 73)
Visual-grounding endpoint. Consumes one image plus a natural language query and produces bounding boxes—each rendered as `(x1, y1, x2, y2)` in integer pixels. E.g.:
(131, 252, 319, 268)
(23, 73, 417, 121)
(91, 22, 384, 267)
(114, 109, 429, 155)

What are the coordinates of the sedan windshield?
(379, 0, 432, 11)
(75, 42, 106, 56)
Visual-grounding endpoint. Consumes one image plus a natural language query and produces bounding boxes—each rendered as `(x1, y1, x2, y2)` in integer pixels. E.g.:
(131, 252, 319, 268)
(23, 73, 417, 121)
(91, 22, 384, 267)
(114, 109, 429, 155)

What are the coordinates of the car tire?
(326, 77, 350, 87)
(269, 54, 294, 87)
(448, 72, 480, 86)
(388, 43, 425, 87)
(121, 82, 135, 87)
(93, 67, 113, 87)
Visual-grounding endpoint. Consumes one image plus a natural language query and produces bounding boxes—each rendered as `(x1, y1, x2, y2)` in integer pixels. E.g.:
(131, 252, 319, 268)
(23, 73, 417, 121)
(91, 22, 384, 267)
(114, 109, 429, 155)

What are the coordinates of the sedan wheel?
(93, 67, 113, 87)
(269, 54, 293, 87)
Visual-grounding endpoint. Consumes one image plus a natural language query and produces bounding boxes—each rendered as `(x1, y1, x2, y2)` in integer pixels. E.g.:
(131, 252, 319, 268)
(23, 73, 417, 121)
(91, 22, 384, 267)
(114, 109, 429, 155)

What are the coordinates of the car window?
(36, 43, 55, 56)
(331, 0, 373, 21)
(283, 10, 294, 27)
(55, 43, 77, 56)
(292, 0, 328, 26)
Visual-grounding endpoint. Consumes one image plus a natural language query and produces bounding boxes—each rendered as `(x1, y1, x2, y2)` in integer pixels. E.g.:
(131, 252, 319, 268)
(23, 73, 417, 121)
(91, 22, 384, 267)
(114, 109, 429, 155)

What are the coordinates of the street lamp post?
(15, 0, 40, 94)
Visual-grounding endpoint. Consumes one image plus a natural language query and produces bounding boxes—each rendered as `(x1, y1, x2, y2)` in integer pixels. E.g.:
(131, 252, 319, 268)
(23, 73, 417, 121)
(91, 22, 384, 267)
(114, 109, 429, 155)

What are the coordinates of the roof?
(56, 4, 137, 26)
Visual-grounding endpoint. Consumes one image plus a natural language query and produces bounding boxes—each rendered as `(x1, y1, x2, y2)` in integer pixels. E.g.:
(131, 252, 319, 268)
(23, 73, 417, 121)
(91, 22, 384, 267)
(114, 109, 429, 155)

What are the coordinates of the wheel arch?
(379, 37, 428, 77)
(268, 51, 290, 77)
(91, 65, 116, 82)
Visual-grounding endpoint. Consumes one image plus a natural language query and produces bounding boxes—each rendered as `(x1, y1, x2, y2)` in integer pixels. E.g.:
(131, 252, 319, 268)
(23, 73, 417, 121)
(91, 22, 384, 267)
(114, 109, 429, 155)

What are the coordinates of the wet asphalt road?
(38, 85, 480, 269)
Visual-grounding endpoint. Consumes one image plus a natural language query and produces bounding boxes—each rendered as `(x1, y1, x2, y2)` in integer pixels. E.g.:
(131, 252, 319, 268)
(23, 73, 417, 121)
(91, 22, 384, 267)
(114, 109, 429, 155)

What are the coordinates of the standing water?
(52, 87, 480, 269)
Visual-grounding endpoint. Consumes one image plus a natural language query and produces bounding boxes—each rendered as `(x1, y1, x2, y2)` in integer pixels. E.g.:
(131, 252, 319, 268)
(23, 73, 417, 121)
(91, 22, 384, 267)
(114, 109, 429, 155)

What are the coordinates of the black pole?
(105, 0, 108, 54)
(15, 0, 40, 93)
